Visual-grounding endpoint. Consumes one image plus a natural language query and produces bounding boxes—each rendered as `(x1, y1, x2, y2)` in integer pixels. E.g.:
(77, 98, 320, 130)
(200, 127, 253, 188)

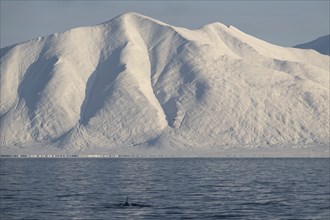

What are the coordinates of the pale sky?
(1, 1, 329, 48)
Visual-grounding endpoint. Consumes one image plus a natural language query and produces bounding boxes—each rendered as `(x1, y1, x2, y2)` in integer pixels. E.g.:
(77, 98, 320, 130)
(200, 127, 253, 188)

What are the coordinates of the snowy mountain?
(1, 13, 329, 155)
(294, 35, 330, 55)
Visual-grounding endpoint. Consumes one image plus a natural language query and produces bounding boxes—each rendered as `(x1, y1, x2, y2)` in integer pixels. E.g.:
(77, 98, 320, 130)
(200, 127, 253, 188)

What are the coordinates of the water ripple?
(1, 158, 329, 219)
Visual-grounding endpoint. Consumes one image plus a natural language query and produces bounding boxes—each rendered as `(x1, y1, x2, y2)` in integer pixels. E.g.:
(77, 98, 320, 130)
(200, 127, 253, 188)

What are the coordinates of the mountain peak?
(114, 12, 149, 20)
(105, 12, 169, 27)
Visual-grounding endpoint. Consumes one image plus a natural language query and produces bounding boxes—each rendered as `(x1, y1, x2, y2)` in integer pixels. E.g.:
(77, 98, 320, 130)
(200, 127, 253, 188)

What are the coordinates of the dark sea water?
(0, 158, 329, 219)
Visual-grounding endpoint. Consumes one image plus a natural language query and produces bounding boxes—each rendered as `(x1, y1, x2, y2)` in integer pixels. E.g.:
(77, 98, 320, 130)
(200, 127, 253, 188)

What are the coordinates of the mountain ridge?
(294, 35, 330, 55)
(0, 12, 329, 155)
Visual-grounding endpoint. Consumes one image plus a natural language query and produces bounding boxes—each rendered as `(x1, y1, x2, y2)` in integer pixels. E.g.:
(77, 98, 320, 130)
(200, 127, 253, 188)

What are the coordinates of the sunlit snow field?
(1, 158, 329, 219)
(1, 13, 329, 151)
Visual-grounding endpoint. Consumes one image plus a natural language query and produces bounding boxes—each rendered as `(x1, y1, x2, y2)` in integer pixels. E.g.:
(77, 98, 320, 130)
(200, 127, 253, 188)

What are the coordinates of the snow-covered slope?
(294, 35, 330, 55)
(1, 13, 329, 155)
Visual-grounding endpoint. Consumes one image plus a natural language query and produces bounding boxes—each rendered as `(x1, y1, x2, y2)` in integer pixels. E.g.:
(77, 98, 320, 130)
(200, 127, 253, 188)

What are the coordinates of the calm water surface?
(1, 158, 329, 219)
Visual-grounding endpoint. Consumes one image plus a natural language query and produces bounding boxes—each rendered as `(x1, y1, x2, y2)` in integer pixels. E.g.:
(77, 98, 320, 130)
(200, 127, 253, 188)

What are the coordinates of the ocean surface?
(1, 158, 329, 219)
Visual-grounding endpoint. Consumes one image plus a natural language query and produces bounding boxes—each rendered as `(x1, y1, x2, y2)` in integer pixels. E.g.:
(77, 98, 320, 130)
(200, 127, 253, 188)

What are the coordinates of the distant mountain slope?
(294, 35, 330, 55)
(0, 12, 329, 154)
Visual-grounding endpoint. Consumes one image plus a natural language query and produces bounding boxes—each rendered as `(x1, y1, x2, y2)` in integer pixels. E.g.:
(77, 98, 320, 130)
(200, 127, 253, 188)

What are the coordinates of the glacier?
(0, 12, 329, 156)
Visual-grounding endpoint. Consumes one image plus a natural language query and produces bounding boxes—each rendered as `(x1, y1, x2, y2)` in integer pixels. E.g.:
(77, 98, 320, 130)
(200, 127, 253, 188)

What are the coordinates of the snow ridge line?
(122, 14, 168, 128)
